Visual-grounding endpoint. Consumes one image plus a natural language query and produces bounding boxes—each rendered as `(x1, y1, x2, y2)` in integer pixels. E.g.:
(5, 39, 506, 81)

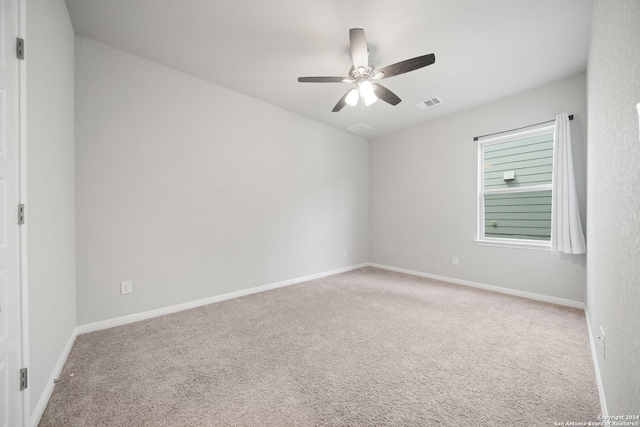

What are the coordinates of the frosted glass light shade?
(346, 89, 359, 106)
(359, 81, 374, 97)
(364, 92, 378, 106)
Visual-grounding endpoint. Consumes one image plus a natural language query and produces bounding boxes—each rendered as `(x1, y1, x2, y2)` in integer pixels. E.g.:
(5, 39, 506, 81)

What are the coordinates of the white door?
(0, 0, 24, 426)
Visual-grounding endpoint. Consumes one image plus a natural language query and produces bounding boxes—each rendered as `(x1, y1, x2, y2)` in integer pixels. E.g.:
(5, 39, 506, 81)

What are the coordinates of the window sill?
(475, 239, 551, 251)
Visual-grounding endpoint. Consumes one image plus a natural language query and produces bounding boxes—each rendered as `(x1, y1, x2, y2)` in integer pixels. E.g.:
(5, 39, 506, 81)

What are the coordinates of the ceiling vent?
(347, 122, 373, 134)
(416, 96, 443, 110)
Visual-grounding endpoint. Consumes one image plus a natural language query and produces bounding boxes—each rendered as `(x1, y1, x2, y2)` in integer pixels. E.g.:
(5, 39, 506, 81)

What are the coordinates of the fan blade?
(349, 28, 368, 69)
(332, 90, 352, 112)
(377, 53, 435, 79)
(298, 76, 351, 83)
(374, 84, 402, 106)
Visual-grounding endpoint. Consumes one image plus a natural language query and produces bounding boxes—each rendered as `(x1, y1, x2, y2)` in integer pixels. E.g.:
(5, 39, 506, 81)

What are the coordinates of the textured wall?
(587, 0, 640, 415)
(370, 74, 588, 303)
(75, 37, 369, 325)
(27, 0, 77, 419)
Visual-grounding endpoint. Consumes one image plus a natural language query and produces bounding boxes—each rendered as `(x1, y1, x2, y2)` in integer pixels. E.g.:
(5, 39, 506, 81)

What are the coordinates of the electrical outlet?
(452, 257, 459, 266)
(599, 326, 606, 358)
(120, 281, 133, 295)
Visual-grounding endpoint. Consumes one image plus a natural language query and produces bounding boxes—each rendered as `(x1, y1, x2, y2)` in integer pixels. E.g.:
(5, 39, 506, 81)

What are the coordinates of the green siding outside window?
(478, 127, 555, 245)
(484, 190, 552, 241)
(483, 133, 554, 189)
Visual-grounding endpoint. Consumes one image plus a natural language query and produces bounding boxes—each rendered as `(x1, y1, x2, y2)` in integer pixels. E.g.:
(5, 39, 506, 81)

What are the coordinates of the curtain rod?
(473, 114, 573, 142)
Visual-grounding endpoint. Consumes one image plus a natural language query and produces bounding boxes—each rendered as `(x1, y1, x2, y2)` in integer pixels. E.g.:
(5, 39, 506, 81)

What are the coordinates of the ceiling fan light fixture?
(359, 80, 374, 97)
(346, 89, 359, 106)
(364, 92, 378, 107)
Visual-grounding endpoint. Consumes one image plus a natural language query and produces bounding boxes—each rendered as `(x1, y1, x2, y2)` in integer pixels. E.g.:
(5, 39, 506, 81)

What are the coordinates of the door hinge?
(18, 204, 25, 225)
(16, 38, 25, 60)
(19, 368, 28, 390)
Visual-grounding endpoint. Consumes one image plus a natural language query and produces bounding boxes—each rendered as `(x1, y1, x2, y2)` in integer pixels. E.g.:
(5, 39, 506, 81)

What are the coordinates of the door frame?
(18, 0, 30, 424)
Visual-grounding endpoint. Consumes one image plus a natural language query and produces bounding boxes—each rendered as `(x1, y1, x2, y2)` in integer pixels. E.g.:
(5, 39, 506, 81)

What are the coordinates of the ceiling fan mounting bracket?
(349, 67, 379, 80)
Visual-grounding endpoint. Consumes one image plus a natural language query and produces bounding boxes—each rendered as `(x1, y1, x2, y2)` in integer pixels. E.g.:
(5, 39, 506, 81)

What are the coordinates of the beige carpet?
(40, 267, 600, 426)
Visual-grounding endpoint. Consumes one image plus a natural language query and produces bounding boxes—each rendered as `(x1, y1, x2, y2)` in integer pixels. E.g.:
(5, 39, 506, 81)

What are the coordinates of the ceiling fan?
(298, 28, 436, 112)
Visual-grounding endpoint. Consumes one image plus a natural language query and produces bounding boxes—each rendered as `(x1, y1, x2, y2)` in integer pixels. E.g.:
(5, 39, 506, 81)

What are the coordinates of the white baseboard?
(367, 263, 585, 309)
(584, 307, 608, 417)
(30, 326, 79, 427)
(77, 263, 369, 335)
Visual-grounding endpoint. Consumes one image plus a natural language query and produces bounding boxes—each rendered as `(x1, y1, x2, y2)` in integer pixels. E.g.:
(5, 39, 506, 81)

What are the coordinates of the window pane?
(484, 133, 553, 190)
(484, 190, 552, 241)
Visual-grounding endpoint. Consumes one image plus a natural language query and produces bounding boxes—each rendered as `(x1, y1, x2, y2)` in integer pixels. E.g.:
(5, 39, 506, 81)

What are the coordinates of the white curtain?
(551, 113, 586, 254)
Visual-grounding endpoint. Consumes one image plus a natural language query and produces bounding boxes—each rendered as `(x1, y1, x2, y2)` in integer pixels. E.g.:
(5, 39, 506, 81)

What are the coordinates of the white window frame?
(476, 125, 555, 250)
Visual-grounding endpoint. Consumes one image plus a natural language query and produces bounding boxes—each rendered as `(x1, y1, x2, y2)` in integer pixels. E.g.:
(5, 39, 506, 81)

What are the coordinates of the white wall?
(75, 37, 369, 325)
(370, 73, 588, 303)
(587, 0, 640, 415)
(26, 0, 76, 420)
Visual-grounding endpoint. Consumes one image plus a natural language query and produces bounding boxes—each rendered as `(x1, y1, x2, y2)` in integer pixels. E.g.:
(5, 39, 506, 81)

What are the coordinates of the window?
(477, 125, 555, 250)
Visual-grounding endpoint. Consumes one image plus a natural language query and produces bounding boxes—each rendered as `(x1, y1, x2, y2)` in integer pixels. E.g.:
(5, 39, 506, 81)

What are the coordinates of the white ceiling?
(64, 0, 593, 140)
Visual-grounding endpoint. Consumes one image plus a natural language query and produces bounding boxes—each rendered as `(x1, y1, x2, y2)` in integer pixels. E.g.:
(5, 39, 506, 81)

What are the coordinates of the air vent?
(347, 122, 372, 133)
(416, 96, 443, 110)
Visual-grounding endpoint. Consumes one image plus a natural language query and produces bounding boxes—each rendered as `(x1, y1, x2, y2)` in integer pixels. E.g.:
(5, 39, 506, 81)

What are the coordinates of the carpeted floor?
(39, 267, 600, 426)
